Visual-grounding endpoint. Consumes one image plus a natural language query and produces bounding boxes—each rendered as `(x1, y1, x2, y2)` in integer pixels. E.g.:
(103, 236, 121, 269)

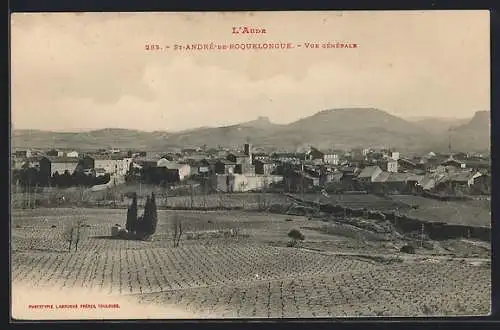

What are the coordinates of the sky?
(10, 11, 490, 132)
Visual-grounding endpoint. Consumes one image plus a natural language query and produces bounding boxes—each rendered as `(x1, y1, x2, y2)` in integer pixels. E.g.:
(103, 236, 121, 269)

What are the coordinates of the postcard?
(10, 10, 491, 320)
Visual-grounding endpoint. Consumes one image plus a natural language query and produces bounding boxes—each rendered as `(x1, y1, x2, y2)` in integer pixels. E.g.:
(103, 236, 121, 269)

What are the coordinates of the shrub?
(400, 244, 416, 254)
(288, 229, 305, 241)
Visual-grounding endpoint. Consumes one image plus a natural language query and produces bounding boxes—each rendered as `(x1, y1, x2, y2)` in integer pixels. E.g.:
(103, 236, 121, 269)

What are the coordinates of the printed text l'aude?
(232, 26, 267, 34)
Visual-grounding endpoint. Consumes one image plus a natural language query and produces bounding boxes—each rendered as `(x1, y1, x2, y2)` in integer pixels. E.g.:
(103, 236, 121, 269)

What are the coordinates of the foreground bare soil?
(11, 208, 491, 319)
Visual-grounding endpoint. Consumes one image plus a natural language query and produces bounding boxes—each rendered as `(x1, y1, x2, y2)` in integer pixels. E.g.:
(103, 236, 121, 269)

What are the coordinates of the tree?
(63, 218, 86, 251)
(189, 184, 195, 209)
(126, 192, 138, 233)
(172, 214, 183, 247)
(64, 226, 76, 251)
(164, 187, 169, 208)
(137, 195, 151, 238)
(258, 178, 270, 210)
(201, 178, 208, 209)
(150, 192, 158, 235)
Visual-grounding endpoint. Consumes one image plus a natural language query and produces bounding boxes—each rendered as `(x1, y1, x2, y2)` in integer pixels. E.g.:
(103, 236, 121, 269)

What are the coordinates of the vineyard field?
(11, 208, 491, 318)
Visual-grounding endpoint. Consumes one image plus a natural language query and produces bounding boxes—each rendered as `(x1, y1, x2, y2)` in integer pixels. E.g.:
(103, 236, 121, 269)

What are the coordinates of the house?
(283, 170, 319, 193)
(462, 158, 491, 171)
(434, 170, 484, 194)
(356, 166, 383, 183)
(254, 159, 276, 175)
(470, 174, 491, 194)
(66, 151, 79, 158)
(441, 156, 466, 169)
(307, 147, 324, 161)
(132, 156, 161, 170)
(389, 172, 421, 189)
(197, 159, 216, 175)
(212, 174, 236, 193)
(46, 149, 64, 157)
(157, 161, 191, 181)
(372, 172, 422, 194)
(181, 159, 200, 176)
(398, 158, 418, 171)
(227, 152, 250, 164)
(390, 151, 400, 161)
(367, 151, 384, 162)
(227, 144, 255, 174)
(159, 153, 178, 162)
(167, 163, 191, 182)
(271, 152, 308, 164)
(14, 150, 32, 158)
(107, 155, 133, 176)
(417, 173, 441, 191)
(323, 153, 340, 165)
(214, 159, 236, 175)
(379, 159, 398, 173)
(215, 174, 283, 192)
(156, 158, 171, 168)
(44, 156, 80, 176)
(81, 155, 133, 175)
(252, 153, 268, 162)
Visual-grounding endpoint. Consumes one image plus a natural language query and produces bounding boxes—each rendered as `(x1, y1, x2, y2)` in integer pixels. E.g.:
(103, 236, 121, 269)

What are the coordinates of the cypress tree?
(138, 195, 151, 237)
(126, 206, 133, 232)
(150, 192, 158, 235)
(126, 193, 138, 232)
(131, 193, 138, 232)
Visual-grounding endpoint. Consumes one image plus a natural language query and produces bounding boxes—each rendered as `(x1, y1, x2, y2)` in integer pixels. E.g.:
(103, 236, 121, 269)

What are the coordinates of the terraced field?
(11, 208, 491, 319)
(389, 195, 491, 227)
(295, 193, 409, 212)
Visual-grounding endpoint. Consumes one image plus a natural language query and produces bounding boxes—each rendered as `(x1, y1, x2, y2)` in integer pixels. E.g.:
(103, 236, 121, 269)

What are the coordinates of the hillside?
(407, 117, 470, 135)
(270, 108, 432, 150)
(288, 108, 426, 135)
(11, 128, 170, 151)
(448, 111, 491, 152)
(11, 108, 490, 152)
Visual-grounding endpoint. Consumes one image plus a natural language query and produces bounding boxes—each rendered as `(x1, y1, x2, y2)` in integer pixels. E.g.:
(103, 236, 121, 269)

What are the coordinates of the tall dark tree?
(126, 193, 138, 233)
(150, 192, 158, 235)
(137, 195, 151, 237)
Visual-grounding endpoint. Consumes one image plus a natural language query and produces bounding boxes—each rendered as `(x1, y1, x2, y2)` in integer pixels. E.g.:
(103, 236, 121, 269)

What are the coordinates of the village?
(11, 143, 491, 197)
(11, 142, 492, 317)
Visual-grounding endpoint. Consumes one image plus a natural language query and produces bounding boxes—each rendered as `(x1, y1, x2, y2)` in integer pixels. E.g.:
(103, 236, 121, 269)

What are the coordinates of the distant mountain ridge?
(11, 108, 490, 153)
(447, 110, 490, 153)
(406, 117, 471, 135)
